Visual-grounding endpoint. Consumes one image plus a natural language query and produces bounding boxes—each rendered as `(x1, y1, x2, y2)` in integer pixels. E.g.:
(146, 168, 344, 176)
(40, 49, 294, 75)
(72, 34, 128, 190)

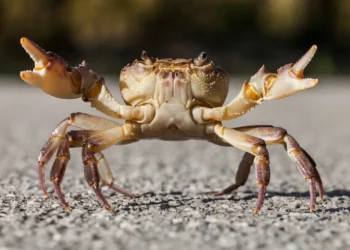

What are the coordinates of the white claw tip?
(292, 45, 317, 77)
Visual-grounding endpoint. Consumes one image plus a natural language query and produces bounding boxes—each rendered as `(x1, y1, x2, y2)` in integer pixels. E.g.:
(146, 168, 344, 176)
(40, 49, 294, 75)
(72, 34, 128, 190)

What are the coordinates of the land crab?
(20, 37, 323, 214)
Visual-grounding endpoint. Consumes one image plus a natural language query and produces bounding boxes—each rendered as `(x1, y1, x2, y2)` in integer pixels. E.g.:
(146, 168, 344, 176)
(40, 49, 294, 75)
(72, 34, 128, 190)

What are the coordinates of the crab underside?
(20, 37, 323, 214)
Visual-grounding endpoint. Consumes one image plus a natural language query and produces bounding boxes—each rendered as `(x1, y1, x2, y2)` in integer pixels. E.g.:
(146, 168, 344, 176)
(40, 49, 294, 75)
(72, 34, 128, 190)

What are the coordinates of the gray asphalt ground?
(1, 77, 350, 250)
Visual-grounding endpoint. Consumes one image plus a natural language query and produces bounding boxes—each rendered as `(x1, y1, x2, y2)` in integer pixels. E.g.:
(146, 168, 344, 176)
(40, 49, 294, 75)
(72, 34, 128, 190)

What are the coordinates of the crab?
(20, 37, 324, 214)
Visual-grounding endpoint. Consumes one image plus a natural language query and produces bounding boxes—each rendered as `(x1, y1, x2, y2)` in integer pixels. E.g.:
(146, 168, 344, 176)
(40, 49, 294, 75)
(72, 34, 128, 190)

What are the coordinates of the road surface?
(0, 77, 350, 250)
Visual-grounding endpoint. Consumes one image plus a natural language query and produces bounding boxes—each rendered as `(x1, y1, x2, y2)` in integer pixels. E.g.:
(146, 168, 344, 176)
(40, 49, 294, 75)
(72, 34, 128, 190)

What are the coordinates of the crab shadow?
(264, 189, 350, 212)
(131, 189, 350, 213)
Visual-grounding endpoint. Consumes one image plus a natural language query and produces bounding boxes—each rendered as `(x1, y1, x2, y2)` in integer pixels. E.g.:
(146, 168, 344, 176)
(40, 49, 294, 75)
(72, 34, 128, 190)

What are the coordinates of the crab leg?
(94, 152, 140, 197)
(50, 136, 71, 210)
(236, 126, 323, 205)
(213, 152, 254, 196)
(50, 127, 139, 210)
(213, 124, 270, 214)
(214, 125, 323, 213)
(67, 131, 139, 197)
(62, 130, 140, 198)
(194, 45, 318, 122)
(82, 145, 114, 211)
(37, 113, 119, 198)
(79, 124, 134, 210)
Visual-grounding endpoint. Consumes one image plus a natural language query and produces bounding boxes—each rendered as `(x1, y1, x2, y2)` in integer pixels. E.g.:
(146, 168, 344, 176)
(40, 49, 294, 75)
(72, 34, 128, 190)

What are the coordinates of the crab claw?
(20, 37, 84, 99)
(249, 45, 318, 101)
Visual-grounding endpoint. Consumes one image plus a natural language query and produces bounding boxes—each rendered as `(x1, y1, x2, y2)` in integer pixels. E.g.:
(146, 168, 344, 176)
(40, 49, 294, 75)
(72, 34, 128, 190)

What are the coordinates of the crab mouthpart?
(20, 37, 49, 70)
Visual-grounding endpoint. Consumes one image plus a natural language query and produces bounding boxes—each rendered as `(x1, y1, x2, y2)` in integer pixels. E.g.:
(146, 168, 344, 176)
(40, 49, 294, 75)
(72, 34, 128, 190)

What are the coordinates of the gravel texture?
(0, 78, 350, 250)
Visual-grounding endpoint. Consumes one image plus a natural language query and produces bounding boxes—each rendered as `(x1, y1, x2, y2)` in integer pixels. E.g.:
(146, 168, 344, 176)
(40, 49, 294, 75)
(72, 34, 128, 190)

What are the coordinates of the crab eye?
(140, 50, 154, 65)
(194, 52, 207, 66)
(47, 51, 56, 57)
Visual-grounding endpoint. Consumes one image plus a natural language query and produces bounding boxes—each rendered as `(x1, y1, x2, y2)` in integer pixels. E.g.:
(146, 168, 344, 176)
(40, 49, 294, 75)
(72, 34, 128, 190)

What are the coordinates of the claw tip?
(105, 206, 115, 212)
(20, 37, 27, 45)
(65, 206, 72, 212)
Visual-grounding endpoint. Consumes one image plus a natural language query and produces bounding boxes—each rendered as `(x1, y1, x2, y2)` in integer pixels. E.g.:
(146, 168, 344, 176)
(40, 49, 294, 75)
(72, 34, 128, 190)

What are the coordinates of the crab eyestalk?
(194, 52, 207, 66)
(20, 37, 83, 99)
(141, 50, 154, 65)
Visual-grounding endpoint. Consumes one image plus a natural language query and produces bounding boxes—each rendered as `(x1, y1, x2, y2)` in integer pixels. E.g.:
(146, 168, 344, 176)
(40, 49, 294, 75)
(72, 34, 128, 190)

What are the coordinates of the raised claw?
(20, 37, 97, 99)
(249, 45, 318, 101)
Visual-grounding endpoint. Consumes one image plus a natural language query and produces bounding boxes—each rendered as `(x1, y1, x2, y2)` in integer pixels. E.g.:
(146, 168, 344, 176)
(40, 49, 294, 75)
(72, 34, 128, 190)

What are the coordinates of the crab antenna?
(194, 52, 207, 66)
(291, 45, 317, 77)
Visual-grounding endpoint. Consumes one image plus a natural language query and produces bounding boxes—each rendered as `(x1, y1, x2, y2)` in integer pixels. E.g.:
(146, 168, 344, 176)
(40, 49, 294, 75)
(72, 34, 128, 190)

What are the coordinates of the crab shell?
(119, 57, 229, 108)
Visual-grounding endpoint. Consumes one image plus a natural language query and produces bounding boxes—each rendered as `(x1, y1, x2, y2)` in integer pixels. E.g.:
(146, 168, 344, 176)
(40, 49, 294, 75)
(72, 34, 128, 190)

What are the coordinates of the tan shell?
(119, 56, 229, 107)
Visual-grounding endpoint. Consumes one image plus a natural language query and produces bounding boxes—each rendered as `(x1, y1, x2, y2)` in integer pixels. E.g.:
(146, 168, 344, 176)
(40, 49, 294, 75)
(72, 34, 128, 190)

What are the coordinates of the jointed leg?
(216, 125, 323, 213)
(79, 124, 134, 209)
(213, 124, 270, 214)
(38, 112, 119, 198)
(94, 152, 140, 198)
(236, 126, 323, 204)
(50, 129, 139, 210)
(213, 152, 254, 196)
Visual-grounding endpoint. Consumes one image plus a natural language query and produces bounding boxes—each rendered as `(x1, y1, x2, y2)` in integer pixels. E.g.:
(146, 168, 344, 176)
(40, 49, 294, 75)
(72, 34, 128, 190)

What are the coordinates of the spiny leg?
(38, 112, 119, 198)
(213, 152, 254, 196)
(50, 135, 71, 210)
(50, 129, 139, 210)
(94, 152, 140, 198)
(82, 146, 114, 211)
(81, 124, 134, 210)
(63, 130, 139, 198)
(235, 125, 323, 212)
(213, 124, 270, 214)
(50, 130, 100, 210)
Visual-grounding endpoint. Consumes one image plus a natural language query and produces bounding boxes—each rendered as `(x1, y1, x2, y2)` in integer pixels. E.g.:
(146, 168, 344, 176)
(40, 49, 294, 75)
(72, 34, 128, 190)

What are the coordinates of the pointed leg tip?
(133, 194, 141, 198)
(211, 190, 229, 197)
(44, 194, 50, 200)
(253, 209, 259, 215)
(319, 196, 324, 203)
(64, 206, 72, 212)
(309, 208, 315, 213)
(105, 205, 115, 212)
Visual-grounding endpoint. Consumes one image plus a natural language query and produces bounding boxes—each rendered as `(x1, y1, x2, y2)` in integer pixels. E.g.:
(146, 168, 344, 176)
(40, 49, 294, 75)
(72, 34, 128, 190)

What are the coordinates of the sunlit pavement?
(0, 77, 350, 250)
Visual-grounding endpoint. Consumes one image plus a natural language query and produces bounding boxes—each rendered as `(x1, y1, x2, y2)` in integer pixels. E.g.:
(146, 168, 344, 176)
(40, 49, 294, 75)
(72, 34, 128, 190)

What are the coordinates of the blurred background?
(0, 0, 349, 76)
